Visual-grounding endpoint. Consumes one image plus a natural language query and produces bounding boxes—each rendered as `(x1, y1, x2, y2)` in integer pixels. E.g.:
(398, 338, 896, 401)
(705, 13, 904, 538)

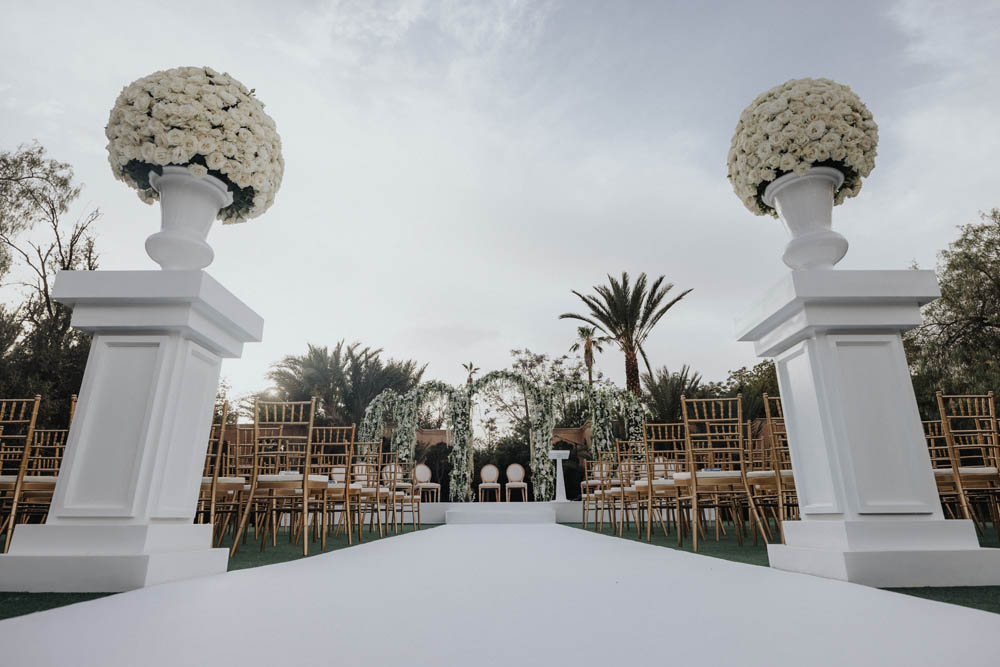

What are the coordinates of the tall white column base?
(0, 525, 228, 592)
(738, 270, 1000, 587)
(768, 519, 1000, 587)
(0, 270, 262, 592)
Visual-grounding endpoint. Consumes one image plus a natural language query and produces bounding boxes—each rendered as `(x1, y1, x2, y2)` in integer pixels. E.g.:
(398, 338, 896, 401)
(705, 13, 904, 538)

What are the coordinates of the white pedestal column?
(549, 449, 569, 503)
(737, 269, 1000, 587)
(0, 270, 263, 592)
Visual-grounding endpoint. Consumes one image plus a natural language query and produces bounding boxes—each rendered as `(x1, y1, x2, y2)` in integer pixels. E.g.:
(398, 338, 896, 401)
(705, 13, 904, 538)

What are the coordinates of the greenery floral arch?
(359, 371, 643, 502)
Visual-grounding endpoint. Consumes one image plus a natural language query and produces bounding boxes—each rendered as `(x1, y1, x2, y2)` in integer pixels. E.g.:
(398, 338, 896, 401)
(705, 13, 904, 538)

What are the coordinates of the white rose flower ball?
(727, 77, 878, 217)
(105, 65, 284, 223)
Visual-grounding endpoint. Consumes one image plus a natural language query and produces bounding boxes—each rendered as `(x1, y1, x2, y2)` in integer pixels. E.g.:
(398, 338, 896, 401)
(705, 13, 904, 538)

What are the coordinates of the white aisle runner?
(0, 524, 997, 666)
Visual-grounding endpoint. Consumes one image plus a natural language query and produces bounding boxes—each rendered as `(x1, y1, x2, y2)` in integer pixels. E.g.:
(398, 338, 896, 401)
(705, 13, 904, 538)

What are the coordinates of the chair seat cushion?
(416, 482, 441, 489)
(0, 474, 58, 484)
(634, 478, 675, 487)
(746, 470, 795, 479)
(673, 470, 741, 480)
(259, 473, 329, 483)
(934, 466, 998, 476)
(479, 482, 501, 489)
(506, 482, 528, 488)
(202, 476, 247, 485)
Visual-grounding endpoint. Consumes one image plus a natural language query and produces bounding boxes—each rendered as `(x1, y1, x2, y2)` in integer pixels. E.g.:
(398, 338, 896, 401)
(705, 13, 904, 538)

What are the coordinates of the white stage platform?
(422, 500, 578, 524)
(0, 524, 997, 666)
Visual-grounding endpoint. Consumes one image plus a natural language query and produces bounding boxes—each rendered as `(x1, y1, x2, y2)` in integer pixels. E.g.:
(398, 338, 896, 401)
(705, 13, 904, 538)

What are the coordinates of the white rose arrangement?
(105, 66, 283, 223)
(727, 77, 878, 217)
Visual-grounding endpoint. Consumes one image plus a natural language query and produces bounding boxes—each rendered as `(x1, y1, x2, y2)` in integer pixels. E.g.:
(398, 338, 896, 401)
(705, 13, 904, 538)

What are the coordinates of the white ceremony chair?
(414, 463, 441, 502)
(478, 464, 501, 502)
(505, 463, 528, 501)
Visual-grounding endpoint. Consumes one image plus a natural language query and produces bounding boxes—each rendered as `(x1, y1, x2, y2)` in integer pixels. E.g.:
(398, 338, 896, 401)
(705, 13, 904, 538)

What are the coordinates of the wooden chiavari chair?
(678, 394, 767, 552)
(923, 419, 962, 519)
(230, 398, 327, 556)
(641, 422, 685, 542)
(348, 444, 389, 541)
(589, 451, 618, 532)
(580, 458, 603, 528)
(613, 439, 647, 537)
(936, 392, 1000, 537)
(0, 396, 42, 552)
(383, 455, 420, 532)
(760, 394, 797, 532)
(312, 425, 355, 543)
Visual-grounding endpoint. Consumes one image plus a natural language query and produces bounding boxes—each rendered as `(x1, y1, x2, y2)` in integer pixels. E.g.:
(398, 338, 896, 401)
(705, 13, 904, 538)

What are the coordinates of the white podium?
(0, 270, 263, 592)
(738, 269, 1000, 587)
(548, 449, 570, 503)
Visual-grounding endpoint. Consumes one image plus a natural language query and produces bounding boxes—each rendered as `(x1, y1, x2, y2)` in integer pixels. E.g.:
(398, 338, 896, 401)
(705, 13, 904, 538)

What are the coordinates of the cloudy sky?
(1, 0, 998, 399)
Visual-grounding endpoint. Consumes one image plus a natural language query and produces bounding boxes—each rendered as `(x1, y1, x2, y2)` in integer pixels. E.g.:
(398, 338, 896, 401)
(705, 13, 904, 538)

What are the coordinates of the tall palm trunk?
(623, 346, 641, 396)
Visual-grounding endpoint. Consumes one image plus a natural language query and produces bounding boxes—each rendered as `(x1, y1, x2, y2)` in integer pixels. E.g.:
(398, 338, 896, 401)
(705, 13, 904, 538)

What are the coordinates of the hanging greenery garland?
(359, 366, 643, 502)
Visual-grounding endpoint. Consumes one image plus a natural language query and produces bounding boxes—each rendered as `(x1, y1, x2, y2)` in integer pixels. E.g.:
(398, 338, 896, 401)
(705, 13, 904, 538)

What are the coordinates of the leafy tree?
(907, 209, 1000, 416)
(0, 143, 98, 426)
(560, 272, 691, 396)
(568, 325, 607, 386)
(643, 364, 703, 422)
(268, 341, 425, 426)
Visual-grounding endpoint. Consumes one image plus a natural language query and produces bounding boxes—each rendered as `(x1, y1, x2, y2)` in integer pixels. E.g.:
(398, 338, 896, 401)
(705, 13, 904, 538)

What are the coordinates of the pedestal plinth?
(0, 270, 263, 592)
(737, 269, 1000, 587)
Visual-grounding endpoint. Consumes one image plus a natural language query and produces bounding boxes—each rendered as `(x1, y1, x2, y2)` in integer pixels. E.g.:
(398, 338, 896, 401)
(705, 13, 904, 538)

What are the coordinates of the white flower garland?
(105, 66, 284, 223)
(728, 77, 878, 217)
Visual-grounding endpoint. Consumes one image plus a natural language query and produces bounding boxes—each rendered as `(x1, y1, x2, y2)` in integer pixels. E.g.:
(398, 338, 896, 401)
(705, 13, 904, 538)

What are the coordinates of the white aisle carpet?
(0, 524, 997, 666)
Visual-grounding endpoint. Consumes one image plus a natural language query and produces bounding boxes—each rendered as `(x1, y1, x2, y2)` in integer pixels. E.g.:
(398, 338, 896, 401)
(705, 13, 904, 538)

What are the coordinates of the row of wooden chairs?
(0, 395, 76, 552)
(582, 393, 794, 552)
(198, 398, 444, 557)
(923, 392, 1000, 538)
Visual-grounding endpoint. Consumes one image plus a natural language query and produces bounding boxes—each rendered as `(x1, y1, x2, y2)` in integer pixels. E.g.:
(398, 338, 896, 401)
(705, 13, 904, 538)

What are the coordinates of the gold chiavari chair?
(923, 419, 962, 518)
(384, 455, 421, 532)
(613, 439, 647, 538)
(641, 422, 685, 542)
(580, 458, 603, 528)
(678, 394, 767, 552)
(349, 445, 389, 541)
(589, 450, 618, 533)
(231, 398, 327, 556)
(760, 394, 797, 532)
(0, 396, 42, 552)
(936, 392, 1000, 536)
(312, 425, 355, 543)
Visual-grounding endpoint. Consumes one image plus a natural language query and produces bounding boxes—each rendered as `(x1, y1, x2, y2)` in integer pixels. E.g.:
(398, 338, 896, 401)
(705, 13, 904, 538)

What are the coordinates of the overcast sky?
(1, 0, 998, 399)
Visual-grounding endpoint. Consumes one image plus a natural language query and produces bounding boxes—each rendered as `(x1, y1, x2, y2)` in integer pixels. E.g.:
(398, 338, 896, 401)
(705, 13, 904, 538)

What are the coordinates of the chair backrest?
(203, 401, 229, 480)
(936, 393, 999, 469)
(923, 419, 951, 472)
(351, 444, 382, 488)
(762, 393, 792, 473)
(506, 463, 525, 482)
(480, 464, 499, 483)
(29, 428, 69, 475)
(0, 396, 41, 477)
(680, 395, 746, 478)
(312, 425, 355, 482)
(615, 439, 645, 485)
(415, 463, 433, 483)
(252, 398, 316, 482)
(643, 422, 686, 479)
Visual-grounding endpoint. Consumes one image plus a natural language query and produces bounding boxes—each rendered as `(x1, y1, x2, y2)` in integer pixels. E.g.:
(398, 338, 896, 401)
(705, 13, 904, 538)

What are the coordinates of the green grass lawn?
(567, 521, 1000, 615)
(0, 523, 437, 621)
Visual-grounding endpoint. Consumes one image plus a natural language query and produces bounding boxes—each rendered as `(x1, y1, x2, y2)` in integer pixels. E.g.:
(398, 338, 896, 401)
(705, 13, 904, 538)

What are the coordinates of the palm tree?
(269, 341, 425, 425)
(643, 365, 702, 422)
(462, 361, 480, 386)
(568, 325, 607, 386)
(560, 272, 691, 396)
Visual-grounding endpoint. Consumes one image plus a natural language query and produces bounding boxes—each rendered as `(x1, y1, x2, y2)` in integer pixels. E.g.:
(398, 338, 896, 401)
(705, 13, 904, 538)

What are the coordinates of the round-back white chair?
(414, 463, 440, 501)
(479, 464, 501, 502)
(505, 463, 528, 502)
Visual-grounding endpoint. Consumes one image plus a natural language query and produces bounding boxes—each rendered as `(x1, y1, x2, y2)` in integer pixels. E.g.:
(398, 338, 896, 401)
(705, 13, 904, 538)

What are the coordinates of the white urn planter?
(763, 166, 848, 271)
(146, 166, 233, 271)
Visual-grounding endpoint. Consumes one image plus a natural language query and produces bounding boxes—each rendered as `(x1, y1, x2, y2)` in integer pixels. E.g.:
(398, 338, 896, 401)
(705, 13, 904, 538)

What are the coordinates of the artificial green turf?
(0, 523, 438, 621)
(568, 521, 1000, 615)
